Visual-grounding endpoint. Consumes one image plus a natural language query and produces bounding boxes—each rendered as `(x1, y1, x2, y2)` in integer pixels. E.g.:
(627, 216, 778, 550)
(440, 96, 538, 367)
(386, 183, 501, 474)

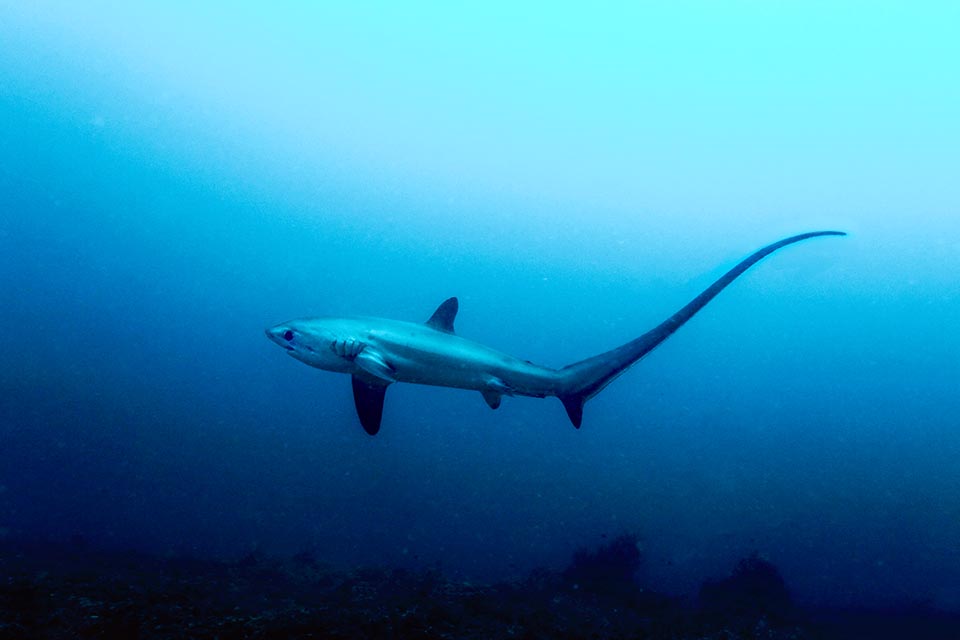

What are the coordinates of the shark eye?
(283, 330, 294, 342)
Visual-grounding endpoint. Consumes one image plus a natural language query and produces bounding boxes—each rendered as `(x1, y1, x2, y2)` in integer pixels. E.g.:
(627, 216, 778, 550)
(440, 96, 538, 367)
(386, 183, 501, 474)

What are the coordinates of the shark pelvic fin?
(481, 376, 514, 409)
(425, 297, 458, 333)
(351, 375, 389, 435)
(481, 390, 502, 409)
(485, 375, 512, 395)
(355, 348, 396, 382)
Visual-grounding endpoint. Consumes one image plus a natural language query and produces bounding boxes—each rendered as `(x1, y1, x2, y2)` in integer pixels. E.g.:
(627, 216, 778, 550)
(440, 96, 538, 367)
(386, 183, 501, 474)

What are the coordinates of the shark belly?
(370, 326, 557, 396)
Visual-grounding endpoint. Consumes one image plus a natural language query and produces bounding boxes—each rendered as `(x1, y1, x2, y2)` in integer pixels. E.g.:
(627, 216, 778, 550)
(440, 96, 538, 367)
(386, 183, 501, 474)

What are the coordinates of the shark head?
(265, 318, 355, 372)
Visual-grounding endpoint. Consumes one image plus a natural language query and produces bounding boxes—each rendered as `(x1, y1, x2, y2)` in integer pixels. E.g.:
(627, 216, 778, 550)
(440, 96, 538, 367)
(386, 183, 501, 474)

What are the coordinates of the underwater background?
(1, 0, 959, 625)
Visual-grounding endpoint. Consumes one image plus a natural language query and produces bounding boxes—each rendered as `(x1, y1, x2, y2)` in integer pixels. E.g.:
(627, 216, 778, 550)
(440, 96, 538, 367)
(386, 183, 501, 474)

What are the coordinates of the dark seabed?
(2, 4, 960, 638)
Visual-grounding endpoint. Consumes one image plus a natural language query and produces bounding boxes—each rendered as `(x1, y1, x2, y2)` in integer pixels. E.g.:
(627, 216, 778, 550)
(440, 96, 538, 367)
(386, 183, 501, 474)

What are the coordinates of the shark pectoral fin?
(481, 390, 502, 410)
(354, 349, 396, 382)
(559, 393, 585, 429)
(352, 375, 390, 435)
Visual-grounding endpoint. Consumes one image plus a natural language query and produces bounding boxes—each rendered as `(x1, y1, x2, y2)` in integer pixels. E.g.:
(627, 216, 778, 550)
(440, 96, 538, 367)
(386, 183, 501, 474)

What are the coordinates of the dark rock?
(562, 533, 643, 598)
(699, 553, 793, 623)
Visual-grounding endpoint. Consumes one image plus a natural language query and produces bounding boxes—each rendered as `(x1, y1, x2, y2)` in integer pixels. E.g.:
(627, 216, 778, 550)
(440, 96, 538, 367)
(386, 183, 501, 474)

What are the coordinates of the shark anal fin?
(351, 375, 389, 435)
(425, 297, 458, 333)
(481, 390, 502, 409)
(355, 349, 396, 382)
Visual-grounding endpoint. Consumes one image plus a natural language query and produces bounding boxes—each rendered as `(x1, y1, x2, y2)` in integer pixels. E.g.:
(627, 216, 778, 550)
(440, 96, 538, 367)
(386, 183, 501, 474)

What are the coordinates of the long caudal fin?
(556, 231, 846, 427)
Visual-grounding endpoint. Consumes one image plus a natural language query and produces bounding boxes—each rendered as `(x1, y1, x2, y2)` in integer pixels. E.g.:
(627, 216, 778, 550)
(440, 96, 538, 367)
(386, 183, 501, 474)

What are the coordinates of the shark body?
(266, 231, 844, 435)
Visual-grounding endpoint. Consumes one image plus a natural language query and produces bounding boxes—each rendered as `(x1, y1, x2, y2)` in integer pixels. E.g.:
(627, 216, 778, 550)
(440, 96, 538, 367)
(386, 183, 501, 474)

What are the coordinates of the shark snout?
(265, 325, 295, 350)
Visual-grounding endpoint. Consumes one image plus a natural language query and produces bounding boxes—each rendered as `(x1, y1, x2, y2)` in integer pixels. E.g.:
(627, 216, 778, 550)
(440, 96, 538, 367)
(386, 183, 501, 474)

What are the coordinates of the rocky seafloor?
(2, 535, 958, 639)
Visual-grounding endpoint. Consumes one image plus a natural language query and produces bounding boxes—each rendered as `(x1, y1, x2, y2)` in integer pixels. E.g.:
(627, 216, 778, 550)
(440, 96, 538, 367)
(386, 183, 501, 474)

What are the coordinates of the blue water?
(1, 3, 959, 612)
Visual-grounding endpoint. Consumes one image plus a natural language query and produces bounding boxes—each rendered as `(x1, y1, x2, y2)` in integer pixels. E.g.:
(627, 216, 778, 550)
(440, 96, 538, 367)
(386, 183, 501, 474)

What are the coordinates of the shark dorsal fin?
(425, 297, 458, 333)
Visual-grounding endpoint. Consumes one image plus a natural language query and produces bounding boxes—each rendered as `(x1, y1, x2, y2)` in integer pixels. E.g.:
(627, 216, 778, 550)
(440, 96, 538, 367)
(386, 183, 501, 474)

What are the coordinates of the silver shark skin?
(266, 315, 561, 395)
(267, 231, 845, 435)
